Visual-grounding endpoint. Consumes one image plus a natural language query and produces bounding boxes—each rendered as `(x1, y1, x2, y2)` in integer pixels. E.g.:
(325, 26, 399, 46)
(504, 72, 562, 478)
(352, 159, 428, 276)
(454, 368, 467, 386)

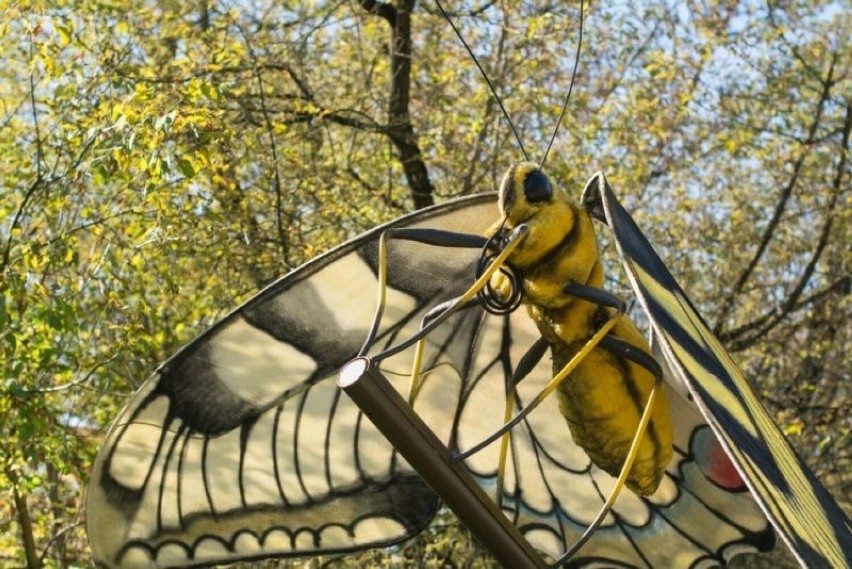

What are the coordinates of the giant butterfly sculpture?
(86, 2, 851, 568)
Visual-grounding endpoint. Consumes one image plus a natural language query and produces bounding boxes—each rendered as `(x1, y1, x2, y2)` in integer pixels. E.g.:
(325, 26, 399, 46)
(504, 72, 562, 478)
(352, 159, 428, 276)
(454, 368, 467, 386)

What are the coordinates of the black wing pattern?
(87, 195, 495, 566)
(583, 172, 852, 567)
(88, 192, 776, 568)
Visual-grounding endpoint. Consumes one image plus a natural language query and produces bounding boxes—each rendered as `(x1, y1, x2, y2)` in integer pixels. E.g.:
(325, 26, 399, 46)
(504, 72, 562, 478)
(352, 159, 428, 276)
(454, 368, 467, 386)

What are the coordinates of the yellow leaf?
(56, 23, 72, 46)
(783, 420, 803, 437)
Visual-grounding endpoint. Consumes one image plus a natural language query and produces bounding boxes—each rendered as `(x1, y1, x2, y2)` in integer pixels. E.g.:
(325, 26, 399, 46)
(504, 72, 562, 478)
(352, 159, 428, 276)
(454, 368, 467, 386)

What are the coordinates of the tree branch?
(724, 98, 850, 351)
(385, 0, 434, 208)
(235, 20, 291, 263)
(359, 0, 397, 25)
(713, 57, 835, 335)
(7, 467, 39, 569)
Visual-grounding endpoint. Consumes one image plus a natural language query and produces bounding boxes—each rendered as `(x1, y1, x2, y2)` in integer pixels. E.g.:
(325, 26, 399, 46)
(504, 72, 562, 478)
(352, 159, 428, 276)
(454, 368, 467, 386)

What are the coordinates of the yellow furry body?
(490, 163, 673, 496)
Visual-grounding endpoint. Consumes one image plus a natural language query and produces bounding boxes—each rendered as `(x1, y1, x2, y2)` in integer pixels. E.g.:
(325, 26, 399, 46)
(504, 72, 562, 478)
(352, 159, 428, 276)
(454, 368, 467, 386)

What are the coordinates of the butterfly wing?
(89, 188, 779, 569)
(86, 194, 500, 567)
(582, 172, 852, 567)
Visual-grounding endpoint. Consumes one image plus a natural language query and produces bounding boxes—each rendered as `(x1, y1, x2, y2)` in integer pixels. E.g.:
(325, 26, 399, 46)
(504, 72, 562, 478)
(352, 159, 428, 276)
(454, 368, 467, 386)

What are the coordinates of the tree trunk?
(361, 0, 435, 209)
(9, 468, 40, 569)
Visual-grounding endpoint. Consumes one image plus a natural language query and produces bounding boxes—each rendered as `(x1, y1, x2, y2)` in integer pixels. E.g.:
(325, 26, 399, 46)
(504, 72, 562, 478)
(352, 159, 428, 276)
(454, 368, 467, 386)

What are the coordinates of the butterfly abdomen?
(549, 313, 673, 496)
(493, 162, 673, 496)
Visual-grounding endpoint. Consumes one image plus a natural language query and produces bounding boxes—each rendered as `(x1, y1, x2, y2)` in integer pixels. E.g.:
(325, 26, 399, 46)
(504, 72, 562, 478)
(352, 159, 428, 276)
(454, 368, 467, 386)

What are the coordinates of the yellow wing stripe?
(635, 263, 846, 566)
(637, 272, 759, 439)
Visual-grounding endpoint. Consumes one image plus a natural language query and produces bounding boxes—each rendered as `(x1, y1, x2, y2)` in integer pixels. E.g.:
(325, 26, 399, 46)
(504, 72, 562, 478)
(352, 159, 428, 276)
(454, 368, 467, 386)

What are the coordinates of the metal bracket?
(338, 357, 547, 569)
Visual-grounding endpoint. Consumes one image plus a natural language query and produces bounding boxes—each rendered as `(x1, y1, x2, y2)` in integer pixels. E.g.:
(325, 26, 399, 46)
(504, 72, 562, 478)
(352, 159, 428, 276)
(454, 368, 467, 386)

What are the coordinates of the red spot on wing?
(693, 426, 745, 491)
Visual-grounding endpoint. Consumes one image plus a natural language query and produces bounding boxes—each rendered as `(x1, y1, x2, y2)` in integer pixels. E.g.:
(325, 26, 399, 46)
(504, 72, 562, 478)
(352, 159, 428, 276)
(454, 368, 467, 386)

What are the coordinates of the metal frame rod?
(338, 357, 547, 569)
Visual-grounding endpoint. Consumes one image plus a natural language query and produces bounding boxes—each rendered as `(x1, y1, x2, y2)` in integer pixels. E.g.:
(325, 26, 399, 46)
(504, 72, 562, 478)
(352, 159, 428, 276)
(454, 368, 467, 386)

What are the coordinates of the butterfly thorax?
(489, 162, 673, 496)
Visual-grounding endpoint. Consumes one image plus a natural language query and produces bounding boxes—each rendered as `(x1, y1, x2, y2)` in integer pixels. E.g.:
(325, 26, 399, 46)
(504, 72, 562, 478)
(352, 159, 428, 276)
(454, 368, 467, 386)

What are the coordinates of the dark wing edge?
(582, 172, 852, 568)
(86, 194, 498, 568)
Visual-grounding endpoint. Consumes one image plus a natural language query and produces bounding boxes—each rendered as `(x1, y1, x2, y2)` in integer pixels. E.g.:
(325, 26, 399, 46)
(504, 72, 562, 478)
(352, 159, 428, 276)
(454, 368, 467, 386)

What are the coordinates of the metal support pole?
(338, 357, 547, 569)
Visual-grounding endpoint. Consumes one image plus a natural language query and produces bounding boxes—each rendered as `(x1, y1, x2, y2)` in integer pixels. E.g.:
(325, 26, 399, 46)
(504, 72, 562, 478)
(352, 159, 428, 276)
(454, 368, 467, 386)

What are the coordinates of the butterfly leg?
(549, 283, 664, 563)
(454, 279, 666, 561)
(457, 282, 627, 461)
(361, 225, 529, 359)
(404, 295, 480, 403)
(358, 227, 487, 357)
(363, 225, 530, 412)
(454, 283, 628, 509)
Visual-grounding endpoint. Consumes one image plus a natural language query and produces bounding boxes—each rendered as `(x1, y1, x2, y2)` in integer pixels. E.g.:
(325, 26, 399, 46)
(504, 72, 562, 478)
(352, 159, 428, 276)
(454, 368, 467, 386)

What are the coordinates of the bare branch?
(713, 57, 836, 335)
(233, 18, 292, 263)
(359, 0, 397, 25)
(724, 98, 850, 351)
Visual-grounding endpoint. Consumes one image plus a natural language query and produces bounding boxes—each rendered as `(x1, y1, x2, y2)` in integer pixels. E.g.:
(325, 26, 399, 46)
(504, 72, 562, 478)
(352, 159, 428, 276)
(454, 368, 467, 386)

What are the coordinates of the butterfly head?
(498, 162, 554, 224)
(493, 162, 579, 269)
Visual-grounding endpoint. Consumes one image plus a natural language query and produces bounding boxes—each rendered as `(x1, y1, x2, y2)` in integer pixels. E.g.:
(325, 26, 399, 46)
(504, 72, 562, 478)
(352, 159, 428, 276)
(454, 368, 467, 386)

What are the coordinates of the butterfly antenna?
(539, 0, 585, 168)
(434, 0, 528, 162)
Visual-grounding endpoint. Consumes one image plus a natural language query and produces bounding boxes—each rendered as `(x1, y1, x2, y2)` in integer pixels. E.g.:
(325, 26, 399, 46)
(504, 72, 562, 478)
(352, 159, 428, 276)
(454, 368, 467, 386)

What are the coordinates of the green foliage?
(0, 0, 847, 566)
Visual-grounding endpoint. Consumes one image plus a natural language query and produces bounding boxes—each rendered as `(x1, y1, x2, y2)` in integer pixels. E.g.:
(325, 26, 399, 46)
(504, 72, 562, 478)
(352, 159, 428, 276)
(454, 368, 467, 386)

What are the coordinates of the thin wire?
(539, 0, 585, 168)
(434, 0, 529, 162)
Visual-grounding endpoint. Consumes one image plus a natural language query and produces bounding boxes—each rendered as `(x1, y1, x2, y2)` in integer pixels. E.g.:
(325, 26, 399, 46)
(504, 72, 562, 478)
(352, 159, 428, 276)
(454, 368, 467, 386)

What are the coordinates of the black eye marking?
(524, 170, 552, 203)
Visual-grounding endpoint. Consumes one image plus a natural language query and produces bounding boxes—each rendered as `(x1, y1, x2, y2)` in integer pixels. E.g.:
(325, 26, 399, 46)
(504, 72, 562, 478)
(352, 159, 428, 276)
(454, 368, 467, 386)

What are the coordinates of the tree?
(0, 1, 847, 566)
